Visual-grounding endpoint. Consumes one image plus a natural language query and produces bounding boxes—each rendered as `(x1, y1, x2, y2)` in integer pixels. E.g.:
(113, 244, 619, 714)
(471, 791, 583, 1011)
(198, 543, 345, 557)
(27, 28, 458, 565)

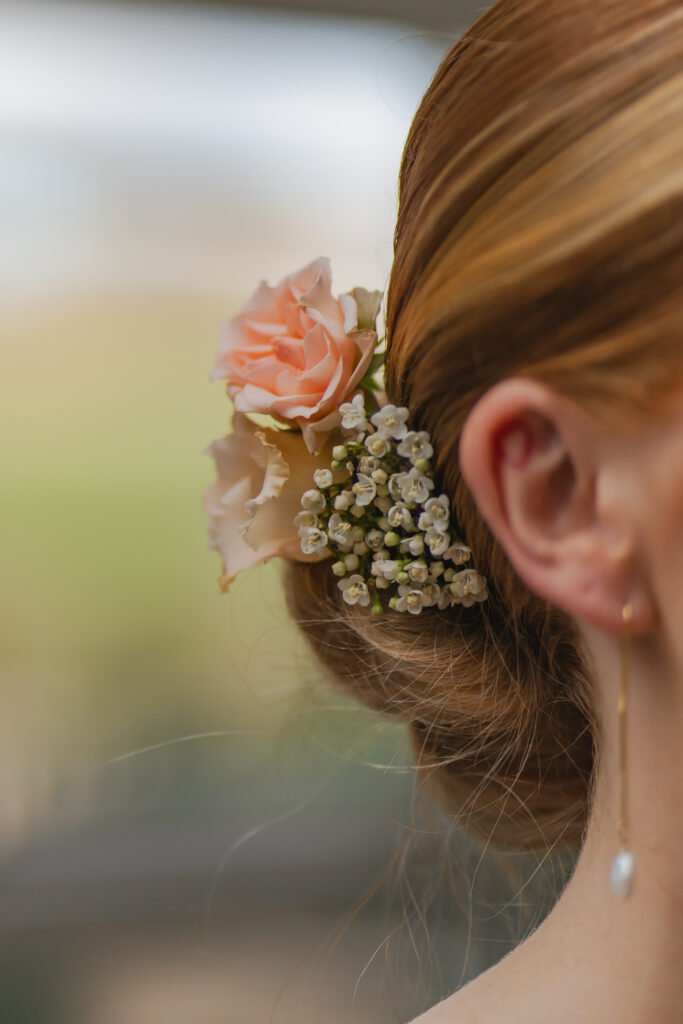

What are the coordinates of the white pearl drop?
(610, 849, 634, 899)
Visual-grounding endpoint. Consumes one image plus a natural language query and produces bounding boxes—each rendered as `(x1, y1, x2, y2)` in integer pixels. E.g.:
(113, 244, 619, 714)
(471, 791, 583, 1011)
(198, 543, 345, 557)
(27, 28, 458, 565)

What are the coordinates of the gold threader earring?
(609, 602, 635, 899)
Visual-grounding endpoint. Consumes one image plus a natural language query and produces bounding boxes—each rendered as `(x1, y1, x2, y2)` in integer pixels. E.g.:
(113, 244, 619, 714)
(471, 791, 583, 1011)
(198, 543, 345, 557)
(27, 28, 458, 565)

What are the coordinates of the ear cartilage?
(497, 422, 533, 468)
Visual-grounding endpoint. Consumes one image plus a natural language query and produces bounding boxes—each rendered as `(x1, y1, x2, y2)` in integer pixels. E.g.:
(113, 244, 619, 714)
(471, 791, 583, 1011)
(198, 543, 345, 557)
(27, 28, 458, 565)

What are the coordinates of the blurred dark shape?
(219, 0, 486, 32)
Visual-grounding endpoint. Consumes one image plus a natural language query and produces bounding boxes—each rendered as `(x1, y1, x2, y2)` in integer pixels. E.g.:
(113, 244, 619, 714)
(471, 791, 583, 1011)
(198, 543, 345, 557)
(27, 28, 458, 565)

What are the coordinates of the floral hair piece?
(295, 394, 487, 614)
(203, 257, 488, 614)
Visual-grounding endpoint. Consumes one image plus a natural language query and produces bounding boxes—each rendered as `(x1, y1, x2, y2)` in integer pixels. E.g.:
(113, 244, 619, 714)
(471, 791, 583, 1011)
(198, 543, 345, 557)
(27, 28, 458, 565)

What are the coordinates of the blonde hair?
(286, 0, 683, 852)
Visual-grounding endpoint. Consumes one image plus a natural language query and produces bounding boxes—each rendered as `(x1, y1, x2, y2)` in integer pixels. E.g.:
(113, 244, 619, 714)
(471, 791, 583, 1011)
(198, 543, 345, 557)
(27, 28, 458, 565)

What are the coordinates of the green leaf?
(362, 387, 381, 414)
(367, 351, 385, 376)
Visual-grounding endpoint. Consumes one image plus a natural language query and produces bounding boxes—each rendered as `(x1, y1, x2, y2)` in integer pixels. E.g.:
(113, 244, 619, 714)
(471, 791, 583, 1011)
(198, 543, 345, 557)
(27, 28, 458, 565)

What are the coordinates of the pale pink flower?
(203, 413, 332, 589)
(211, 258, 381, 454)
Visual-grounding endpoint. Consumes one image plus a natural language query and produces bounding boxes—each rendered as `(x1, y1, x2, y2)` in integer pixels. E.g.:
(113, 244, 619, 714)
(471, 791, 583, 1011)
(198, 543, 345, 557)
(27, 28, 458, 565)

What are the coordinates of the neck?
(421, 628, 683, 1024)
(544, 626, 683, 1020)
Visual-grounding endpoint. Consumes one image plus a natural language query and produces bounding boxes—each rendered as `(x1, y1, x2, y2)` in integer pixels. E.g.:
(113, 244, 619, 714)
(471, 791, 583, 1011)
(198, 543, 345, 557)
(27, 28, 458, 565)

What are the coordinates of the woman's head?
(285, 0, 683, 852)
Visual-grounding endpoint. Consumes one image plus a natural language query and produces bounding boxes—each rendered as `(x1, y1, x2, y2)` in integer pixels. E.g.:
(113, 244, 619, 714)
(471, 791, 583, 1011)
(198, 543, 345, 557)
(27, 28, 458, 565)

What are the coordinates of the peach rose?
(203, 412, 332, 589)
(211, 258, 382, 454)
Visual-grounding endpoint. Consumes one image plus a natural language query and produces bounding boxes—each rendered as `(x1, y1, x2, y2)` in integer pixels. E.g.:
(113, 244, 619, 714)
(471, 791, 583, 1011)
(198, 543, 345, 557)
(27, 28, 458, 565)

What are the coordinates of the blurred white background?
(1, 5, 548, 1024)
(1, 0, 449, 307)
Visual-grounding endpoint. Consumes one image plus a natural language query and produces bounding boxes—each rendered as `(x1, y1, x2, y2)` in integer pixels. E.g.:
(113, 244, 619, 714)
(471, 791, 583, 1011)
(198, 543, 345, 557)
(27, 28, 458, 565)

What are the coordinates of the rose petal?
(298, 332, 377, 453)
(270, 335, 306, 371)
(244, 427, 333, 559)
(300, 408, 344, 454)
(285, 257, 332, 303)
(241, 429, 291, 544)
(302, 322, 332, 370)
(298, 270, 346, 338)
(338, 329, 376, 391)
(203, 412, 333, 583)
(212, 258, 380, 442)
(338, 292, 358, 335)
(212, 259, 330, 382)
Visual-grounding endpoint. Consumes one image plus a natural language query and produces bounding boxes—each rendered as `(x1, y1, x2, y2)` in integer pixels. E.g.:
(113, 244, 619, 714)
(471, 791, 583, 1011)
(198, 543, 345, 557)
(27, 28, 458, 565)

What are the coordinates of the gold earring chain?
(616, 603, 631, 849)
(610, 602, 634, 898)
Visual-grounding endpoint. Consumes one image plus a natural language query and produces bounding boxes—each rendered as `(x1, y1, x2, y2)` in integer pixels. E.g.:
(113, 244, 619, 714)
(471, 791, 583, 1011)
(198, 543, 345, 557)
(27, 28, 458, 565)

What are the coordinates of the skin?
(415, 376, 683, 1024)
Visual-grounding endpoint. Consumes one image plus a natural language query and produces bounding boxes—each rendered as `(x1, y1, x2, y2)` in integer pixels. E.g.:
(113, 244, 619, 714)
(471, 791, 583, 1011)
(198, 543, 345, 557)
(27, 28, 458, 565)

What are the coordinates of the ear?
(458, 377, 656, 634)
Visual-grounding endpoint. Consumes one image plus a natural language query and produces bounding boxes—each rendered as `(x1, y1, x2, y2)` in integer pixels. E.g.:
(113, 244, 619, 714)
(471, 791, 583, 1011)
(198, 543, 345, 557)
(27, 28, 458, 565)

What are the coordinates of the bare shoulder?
(407, 925, 557, 1024)
(408, 969, 501, 1024)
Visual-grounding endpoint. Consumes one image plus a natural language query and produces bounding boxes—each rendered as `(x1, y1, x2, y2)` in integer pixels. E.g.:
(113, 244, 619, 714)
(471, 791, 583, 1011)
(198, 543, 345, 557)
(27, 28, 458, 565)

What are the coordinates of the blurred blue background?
(0, 2, 566, 1021)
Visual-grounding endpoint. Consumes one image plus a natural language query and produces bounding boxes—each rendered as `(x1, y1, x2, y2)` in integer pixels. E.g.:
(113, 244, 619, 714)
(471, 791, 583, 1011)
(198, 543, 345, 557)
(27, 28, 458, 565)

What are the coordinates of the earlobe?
(459, 378, 656, 634)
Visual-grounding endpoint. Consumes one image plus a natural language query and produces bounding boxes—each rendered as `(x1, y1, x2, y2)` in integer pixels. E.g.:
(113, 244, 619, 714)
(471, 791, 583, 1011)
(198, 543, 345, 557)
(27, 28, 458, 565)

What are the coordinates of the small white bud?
(294, 511, 316, 529)
(301, 489, 326, 513)
(313, 468, 334, 489)
(334, 491, 353, 511)
(366, 530, 385, 552)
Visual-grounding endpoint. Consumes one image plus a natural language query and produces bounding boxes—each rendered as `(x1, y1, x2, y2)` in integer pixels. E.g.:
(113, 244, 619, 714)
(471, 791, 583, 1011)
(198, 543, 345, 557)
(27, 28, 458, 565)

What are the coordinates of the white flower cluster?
(295, 394, 488, 615)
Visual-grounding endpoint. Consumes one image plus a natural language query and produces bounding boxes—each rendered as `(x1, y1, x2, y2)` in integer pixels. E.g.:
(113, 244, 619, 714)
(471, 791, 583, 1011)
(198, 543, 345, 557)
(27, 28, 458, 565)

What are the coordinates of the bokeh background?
(0, 2, 570, 1021)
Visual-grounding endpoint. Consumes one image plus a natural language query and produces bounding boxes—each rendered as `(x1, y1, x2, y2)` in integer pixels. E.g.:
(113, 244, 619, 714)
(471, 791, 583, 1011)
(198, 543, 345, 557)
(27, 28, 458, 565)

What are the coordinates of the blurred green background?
(0, 2, 567, 1021)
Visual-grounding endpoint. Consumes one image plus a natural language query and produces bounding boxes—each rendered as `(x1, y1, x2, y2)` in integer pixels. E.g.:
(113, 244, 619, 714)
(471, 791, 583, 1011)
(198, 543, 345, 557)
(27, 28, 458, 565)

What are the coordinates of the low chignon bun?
(286, 0, 683, 850)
